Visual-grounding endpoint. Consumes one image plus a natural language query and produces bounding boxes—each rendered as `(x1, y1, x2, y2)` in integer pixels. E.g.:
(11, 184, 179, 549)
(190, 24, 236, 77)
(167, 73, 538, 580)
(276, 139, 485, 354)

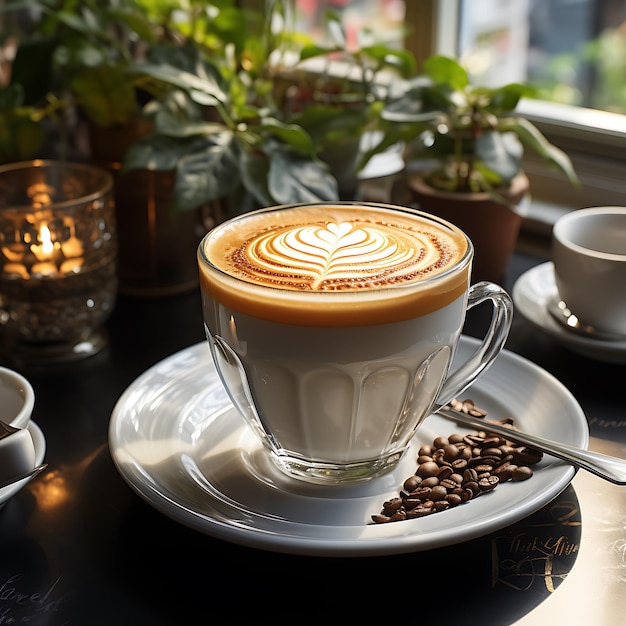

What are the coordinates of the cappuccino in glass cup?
(198, 202, 512, 484)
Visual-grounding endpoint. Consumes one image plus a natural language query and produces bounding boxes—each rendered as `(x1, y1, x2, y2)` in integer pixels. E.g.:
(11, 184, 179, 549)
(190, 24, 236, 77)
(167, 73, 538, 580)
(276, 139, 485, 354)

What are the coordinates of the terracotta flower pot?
(408, 172, 530, 284)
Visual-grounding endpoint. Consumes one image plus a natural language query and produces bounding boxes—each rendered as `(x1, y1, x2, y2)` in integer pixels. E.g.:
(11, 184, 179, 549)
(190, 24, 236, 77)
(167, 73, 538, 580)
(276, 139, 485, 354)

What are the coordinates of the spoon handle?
(436, 407, 626, 486)
(0, 420, 21, 441)
(0, 463, 47, 490)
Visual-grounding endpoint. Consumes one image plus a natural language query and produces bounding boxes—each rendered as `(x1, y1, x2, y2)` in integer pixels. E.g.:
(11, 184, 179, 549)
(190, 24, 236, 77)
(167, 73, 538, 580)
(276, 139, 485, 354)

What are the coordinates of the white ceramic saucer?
(0, 421, 46, 508)
(109, 337, 588, 556)
(512, 262, 626, 364)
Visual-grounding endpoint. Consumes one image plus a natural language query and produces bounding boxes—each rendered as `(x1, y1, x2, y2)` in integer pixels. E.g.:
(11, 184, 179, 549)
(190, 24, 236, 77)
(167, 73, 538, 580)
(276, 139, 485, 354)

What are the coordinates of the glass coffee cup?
(198, 201, 512, 484)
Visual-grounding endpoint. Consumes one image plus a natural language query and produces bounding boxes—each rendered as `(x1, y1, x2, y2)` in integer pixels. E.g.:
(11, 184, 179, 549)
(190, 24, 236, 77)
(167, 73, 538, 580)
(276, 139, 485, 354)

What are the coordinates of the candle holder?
(0, 160, 117, 369)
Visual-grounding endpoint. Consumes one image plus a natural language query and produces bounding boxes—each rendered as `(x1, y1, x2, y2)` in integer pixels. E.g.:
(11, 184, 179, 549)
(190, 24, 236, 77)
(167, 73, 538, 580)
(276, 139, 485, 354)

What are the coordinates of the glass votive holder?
(0, 160, 118, 369)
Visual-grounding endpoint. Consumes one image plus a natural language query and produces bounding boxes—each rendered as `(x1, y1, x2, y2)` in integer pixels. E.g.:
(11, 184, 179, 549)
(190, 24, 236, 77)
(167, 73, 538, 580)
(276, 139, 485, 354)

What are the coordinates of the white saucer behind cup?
(552, 207, 626, 337)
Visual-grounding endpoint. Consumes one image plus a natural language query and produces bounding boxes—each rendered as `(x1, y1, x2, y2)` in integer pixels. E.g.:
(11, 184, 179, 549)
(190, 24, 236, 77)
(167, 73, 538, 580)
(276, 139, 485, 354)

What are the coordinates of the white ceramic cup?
(0, 366, 36, 490)
(0, 366, 34, 429)
(198, 202, 513, 484)
(552, 207, 626, 337)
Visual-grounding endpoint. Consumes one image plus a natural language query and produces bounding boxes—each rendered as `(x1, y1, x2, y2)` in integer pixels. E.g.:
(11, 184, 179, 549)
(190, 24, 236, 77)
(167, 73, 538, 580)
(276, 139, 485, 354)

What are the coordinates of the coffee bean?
(513, 447, 543, 466)
(403, 498, 422, 510)
(389, 510, 407, 521)
(403, 475, 421, 491)
(430, 485, 448, 501)
(446, 493, 462, 506)
(410, 486, 432, 500)
(439, 478, 458, 490)
(473, 464, 494, 474)
(451, 458, 468, 470)
(417, 461, 439, 477)
(443, 444, 460, 461)
(461, 488, 474, 501)
(371, 402, 543, 524)
(463, 468, 478, 482)
(482, 447, 503, 458)
(436, 465, 453, 480)
(479, 475, 499, 491)
(383, 497, 403, 511)
(512, 466, 534, 481)
(407, 506, 433, 519)
(465, 480, 480, 496)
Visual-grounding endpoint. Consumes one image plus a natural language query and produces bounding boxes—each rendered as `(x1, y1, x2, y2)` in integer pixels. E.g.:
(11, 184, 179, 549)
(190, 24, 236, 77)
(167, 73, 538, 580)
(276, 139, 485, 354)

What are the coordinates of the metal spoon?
(547, 296, 626, 342)
(0, 420, 21, 441)
(0, 420, 45, 490)
(436, 405, 626, 485)
(0, 463, 47, 490)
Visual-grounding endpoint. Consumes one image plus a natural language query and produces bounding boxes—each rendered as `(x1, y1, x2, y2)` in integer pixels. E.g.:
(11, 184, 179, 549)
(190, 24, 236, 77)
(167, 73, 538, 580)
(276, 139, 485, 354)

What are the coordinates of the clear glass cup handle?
(435, 281, 514, 410)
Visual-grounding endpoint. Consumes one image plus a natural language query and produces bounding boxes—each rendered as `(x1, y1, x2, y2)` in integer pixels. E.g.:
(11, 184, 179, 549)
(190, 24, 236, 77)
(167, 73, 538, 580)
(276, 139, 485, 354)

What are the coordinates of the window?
(449, 0, 626, 227)
(290, 0, 626, 232)
(294, 0, 406, 48)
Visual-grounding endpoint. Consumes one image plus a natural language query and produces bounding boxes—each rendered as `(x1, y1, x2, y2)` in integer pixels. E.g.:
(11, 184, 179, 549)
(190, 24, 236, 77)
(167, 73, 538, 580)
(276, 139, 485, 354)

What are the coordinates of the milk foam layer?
(209, 205, 465, 290)
(199, 203, 471, 326)
(231, 217, 456, 291)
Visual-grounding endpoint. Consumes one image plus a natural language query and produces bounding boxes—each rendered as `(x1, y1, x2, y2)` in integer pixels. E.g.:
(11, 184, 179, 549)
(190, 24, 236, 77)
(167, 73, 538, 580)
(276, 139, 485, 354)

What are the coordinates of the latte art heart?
(231, 220, 455, 290)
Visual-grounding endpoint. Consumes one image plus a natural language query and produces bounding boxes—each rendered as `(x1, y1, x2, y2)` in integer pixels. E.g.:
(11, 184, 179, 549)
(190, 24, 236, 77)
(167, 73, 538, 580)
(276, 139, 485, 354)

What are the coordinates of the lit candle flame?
(40, 224, 54, 257)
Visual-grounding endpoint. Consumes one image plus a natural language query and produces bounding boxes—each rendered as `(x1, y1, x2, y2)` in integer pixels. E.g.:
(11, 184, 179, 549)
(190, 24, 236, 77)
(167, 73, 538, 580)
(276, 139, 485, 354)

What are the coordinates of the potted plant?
(0, 0, 257, 295)
(124, 3, 415, 211)
(372, 54, 580, 283)
(269, 10, 416, 199)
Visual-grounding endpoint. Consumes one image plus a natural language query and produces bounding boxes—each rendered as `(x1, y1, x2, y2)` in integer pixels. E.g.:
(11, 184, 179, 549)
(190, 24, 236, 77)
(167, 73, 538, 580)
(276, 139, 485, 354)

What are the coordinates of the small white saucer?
(109, 338, 587, 556)
(512, 262, 626, 364)
(0, 421, 46, 508)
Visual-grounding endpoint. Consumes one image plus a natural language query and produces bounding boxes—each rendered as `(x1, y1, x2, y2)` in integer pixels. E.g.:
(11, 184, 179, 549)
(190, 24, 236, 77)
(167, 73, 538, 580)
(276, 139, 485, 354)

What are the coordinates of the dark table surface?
(1, 248, 625, 625)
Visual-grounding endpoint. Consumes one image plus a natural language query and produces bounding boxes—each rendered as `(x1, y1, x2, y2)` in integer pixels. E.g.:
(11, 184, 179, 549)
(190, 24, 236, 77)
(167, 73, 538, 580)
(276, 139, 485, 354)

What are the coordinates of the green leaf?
(133, 63, 227, 103)
(294, 104, 371, 145)
(108, 9, 158, 45)
(499, 116, 580, 186)
(123, 134, 189, 171)
(173, 135, 242, 211)
(148, 91, 226, 138)
(326, 11, 346, 48)
(268, 150, 339, 204)
(239, 148, 273, 206)
(260, 117, 317, 156)
(362, 45, 417, 77)
(475, 131, 523, 182)
(382, 77, 448, 122)
(70, 65, 137, 126)
(423, 55, 469, 91)
(298, 43, 342, 62)
(484, 83, 533, 114)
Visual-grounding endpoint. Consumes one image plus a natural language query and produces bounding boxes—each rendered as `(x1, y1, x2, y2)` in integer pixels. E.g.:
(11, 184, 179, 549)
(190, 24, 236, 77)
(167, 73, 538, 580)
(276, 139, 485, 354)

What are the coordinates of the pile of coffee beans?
(371, 400, 543, 524)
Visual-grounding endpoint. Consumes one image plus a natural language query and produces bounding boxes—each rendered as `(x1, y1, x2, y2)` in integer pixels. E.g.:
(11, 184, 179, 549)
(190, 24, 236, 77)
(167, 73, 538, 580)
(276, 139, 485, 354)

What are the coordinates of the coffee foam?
(199, 204, 471, 326)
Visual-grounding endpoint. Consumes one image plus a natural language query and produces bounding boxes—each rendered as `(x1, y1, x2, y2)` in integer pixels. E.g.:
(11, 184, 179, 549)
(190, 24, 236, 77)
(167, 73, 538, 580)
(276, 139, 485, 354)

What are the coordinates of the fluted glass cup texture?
(198, 202, 513, 484)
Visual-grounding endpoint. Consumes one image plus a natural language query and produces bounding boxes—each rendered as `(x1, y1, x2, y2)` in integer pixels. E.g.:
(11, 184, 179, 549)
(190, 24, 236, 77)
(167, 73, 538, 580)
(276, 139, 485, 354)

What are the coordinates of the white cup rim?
(0, 366, 35, 429)
(553, 206, 626, 261)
